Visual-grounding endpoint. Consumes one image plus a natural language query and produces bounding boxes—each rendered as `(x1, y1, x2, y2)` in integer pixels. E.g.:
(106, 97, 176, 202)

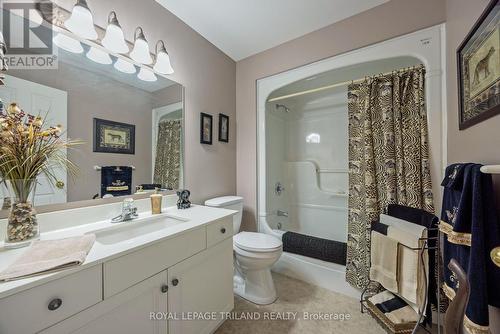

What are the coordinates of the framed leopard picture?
(458, 0, 500, 130)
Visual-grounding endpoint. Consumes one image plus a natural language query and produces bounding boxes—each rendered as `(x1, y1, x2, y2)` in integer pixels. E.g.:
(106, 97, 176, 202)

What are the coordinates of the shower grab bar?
(316, 168, 348, 174)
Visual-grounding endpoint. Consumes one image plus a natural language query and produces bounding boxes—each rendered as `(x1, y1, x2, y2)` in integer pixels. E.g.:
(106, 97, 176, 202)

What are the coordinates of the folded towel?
(0, 234, 96, 281)
(381, 214, 428, 312)
(368, 290, 419, 324)
(370, 231, 399, 293)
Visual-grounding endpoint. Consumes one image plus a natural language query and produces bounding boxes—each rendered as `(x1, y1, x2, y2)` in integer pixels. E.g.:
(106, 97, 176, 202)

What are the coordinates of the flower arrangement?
(0, 102, 81, 246)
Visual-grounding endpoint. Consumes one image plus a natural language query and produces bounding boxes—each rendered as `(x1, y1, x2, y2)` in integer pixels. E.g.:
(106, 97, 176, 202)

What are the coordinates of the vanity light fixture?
(102, 11, 129, 54)
(53, 33, 84, 54)
(137, 67, 157, 82)
(114, 58, 136, 74)
(86, 47, 112, 65)
(64, 0, 98, 40)
(153, 40, 174, 75)
(130, 27, 153, 65)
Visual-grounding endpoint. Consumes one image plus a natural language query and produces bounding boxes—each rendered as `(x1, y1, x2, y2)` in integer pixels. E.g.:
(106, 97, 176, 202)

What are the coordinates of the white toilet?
(204, 196, 282, 305)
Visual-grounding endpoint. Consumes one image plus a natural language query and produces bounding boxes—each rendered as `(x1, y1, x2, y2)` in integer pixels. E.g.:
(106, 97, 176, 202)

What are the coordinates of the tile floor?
(215, 272, 385, 334)
(216, 273, 438, 334)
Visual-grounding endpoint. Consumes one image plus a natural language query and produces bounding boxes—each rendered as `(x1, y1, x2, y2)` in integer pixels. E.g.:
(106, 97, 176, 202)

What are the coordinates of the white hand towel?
(381, 214, 428, 312)
(0, 234, 96, 281)
(370, 231, 399, 293)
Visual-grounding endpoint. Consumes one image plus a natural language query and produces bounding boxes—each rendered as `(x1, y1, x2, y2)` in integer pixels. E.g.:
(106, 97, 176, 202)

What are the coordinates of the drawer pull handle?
(220, 227, 226, 234)
(161, 284, 168, 293)
(48, 298, 62, 311)
(172, 278, 179, 286)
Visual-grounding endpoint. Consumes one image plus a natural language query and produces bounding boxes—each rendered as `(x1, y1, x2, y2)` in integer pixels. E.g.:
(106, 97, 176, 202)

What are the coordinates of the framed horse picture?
(93, 118, 135, 154)
(457, 0, 500, 129)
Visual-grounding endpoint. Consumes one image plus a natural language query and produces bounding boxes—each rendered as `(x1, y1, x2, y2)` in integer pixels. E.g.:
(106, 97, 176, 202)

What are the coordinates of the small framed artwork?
(457, 0, 500, 130)
(93, 118, 135, 154)
(218, 113, 229, 143)
(200, 112, 213, 144)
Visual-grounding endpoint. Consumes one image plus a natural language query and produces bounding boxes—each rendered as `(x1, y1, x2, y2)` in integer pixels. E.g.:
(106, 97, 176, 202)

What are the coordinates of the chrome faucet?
(112, 198, 138, 223)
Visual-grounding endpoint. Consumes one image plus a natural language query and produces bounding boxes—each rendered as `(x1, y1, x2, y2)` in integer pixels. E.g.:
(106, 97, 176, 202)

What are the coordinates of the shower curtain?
(153, 119, 181, 190)
(345, 66, 434, 289)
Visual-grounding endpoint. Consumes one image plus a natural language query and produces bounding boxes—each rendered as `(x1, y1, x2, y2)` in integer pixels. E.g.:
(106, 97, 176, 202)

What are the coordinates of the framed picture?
(200, 112, 213, 144)
(457, 0, 500, 130)
(93, 118, 135, 154)
(218, 113, 229, 143)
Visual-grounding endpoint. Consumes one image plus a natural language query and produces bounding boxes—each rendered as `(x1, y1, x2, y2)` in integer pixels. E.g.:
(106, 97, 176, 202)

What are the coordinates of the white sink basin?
(92, 214, 187, 245)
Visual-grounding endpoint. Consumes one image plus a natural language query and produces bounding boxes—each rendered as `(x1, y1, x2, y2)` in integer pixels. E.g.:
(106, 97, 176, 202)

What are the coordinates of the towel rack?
(360, 226, 441, 334)
(480, 165, 500, 174)
(94, 165, 136, 171)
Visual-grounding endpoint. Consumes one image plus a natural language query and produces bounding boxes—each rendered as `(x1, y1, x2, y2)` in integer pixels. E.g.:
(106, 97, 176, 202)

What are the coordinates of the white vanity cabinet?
(0, 213, 235, 334)
(46, 270, 169, 334)
(168, 238, 233, 334)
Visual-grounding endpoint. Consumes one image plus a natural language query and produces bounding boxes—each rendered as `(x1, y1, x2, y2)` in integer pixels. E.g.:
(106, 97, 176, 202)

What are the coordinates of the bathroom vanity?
(0, 196, 235, 334)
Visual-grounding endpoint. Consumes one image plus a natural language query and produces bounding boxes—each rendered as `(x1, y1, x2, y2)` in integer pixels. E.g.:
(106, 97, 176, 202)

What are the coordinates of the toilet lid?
(233, 232, 282, 252)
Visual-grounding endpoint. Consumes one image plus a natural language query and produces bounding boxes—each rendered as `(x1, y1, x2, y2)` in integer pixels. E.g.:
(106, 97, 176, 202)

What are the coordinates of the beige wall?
(54, 0, 236, 205)
(235, 0, 446, 231)
(446, 0, 500, 168)
(446, 0, 500, 329)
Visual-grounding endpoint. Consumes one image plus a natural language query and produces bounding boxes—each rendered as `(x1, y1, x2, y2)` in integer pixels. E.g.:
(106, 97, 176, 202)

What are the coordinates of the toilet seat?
(233, 232, 282, 253)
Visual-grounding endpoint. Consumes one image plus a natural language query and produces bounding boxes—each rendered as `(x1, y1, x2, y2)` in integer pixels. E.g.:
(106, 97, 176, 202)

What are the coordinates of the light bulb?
(102, 11, 129, 54)
(130, 27, 152, 64)
(114, 58, 136, 74)
(153, 40, 174, 75)
(53, 33, 83, 53)
(86, 47, 112, 65)
(137, 67, 157, 82)
(64, 0, 98, 40)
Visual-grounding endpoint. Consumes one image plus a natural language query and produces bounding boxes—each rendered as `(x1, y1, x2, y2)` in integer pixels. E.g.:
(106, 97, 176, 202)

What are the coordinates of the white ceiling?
(155, 0, 389, 61)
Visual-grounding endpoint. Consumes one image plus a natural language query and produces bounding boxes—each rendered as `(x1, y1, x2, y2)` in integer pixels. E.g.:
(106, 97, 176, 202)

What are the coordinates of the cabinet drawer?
(0, 265, 102, 334)
(104, 227, 206, 298)
(206, 217, 233, 248)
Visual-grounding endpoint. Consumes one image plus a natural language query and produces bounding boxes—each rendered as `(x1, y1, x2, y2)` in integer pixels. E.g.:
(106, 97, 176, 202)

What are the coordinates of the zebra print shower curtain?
(345, 66, 434, 289)
(153, 119, 182, 190)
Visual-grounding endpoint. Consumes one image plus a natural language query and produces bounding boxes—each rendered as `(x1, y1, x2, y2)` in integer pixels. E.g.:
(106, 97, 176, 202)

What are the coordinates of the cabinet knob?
(161, 284, 168, 293)
(172, 278, 179, 286)
(220, 227, 226, 234)
(48, 298, 62, 311)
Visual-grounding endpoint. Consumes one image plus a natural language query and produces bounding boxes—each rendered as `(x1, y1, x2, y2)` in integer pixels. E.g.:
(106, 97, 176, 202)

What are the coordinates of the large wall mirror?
(0, 7, 184, 213)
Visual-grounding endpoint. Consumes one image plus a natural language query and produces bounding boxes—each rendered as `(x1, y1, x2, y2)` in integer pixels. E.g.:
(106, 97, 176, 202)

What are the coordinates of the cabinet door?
(42, 270, 169, 334)
(168, 238, 234, 334)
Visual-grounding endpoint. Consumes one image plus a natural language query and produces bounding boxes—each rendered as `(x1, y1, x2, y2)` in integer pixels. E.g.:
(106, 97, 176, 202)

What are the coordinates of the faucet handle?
(122, 198, 134, 210)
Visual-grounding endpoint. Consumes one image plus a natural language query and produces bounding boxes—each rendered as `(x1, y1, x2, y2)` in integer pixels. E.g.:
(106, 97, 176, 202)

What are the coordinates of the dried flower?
(0, 102, 83, 202)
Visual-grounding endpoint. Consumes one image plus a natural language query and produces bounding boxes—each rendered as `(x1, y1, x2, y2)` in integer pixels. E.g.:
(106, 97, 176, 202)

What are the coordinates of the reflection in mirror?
(0, 28, 184, 210)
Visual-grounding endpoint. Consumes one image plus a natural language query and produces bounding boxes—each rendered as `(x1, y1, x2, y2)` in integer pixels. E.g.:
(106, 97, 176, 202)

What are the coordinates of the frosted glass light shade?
(153, 49, 174, 74)
(53, 33, 83, 53)
(114, 58, 136, 74)
(102, 12, 129, 54)
(130, 27, 152, 64)
(86, 47, 112, 65)
(130, 38, 152, 64)
(64, 1, 97, 40)
(137, 67, 157, 82)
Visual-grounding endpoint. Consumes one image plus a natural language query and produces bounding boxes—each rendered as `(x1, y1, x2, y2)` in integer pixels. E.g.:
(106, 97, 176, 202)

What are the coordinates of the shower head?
(275, 104, 290, 113)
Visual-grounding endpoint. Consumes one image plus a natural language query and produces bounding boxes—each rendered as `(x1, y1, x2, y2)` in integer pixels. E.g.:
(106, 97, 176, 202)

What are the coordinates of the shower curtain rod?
(267, 65, 423, 103)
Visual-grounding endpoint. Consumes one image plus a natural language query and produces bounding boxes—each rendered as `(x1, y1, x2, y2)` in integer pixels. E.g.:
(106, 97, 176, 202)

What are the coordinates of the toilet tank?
(204, 196, 243, 234)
